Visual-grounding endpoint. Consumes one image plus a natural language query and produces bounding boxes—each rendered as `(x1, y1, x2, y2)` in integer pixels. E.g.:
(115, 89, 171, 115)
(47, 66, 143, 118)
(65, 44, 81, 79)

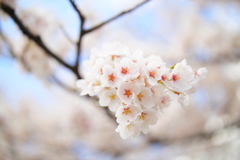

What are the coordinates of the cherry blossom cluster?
(77, 42, 208, 139)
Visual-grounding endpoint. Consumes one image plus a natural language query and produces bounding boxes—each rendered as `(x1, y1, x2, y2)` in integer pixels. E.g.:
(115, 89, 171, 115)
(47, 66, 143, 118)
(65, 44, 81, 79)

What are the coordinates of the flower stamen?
(121, 67, 128, 74)
(172, 74, 180, 81)
(122, 107, 131, 115)
(124, 89, 132, 98)
(149, 71, 156, 78)
(108, 73, 115, 81)
(137, 93, 144, 101)
(109, 94, 116, 100)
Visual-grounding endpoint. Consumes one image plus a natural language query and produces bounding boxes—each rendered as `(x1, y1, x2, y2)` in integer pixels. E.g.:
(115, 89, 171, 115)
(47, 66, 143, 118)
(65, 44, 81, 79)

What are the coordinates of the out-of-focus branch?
(1, 30, 32, 71)
(0, 29, 16, 58)
(19, 41, 32, 71)
(0, 2, 81, 79)
(0, 31, 78, 93)
(69, 0, 85, 69)
(83, 0, 151, 34)
(58, 23, 75, 44)
(50, 75, 78, 94)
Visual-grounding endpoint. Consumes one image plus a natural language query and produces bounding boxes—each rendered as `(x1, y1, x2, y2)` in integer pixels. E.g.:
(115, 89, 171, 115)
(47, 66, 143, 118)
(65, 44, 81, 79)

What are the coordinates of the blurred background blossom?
(1, 0, 240, 159)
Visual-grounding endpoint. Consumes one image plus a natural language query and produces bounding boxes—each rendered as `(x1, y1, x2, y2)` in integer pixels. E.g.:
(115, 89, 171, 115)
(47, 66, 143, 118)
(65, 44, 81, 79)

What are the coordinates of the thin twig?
(50, 75, 78, 93)
(0, 30, 16, 58)
(58, 23, 75, 44)
(0, 2, 81, 79)
(0, 26, 32, 71)
(83, 0, 151, 34)
(69, 0, 85, 69)
(19, 40, 32, 71)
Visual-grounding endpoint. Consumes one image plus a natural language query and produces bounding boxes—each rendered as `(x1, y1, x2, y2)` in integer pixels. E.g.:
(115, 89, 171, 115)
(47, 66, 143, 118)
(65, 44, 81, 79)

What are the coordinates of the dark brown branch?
(0, 2, 81, 79)
(69, 0, 85, 69)
(83, 0, 151, 34)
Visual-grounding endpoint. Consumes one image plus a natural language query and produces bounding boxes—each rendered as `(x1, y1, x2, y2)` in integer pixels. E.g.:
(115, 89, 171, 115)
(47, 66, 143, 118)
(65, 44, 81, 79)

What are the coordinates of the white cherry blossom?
(102, 42, 129, 59)
(117, 82, 140, 104)
(143, 61, 163, 86)
(151, 85, 172, 110)
(168, 59, 195, 92)
(99, 88, 120, 112)
(100, 64, 121, 87)
(76, 79, 89, 96)
(115, 123, 140, 139)
(127, 50, 144, 64)
(83, 48, 103, 70)
(157, 91, 172, 111)
(92, 58, 107, 78)
(178, 93, 190, 108)
(77, 42, 208, 139)
(195, 67, 208, 81)
(85, 77, 102, 96)
(116, 104, 142, 124)
(144, 55, 163, 66)
(115, 57, 139, 81)
(133, 85, 154, 108)
(136, 109, 158, 134)
(160, 67, 171, 82)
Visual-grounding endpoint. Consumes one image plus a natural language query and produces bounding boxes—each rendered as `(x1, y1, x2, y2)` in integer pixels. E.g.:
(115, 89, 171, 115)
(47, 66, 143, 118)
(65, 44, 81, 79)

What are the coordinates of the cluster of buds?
(77, 42, 208, 139)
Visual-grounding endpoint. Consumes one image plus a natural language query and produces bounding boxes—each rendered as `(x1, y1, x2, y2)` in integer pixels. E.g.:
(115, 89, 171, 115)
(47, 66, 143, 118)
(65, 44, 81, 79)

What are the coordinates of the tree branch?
(58, 23, 75, 44)
(69, 0, 85, 69)
(0, 0, 151, 81)
(0, 29, 16, 58)
(0, 2, 81, 79)
(49, 75, 78, 94)
(83, 0, 151, 34)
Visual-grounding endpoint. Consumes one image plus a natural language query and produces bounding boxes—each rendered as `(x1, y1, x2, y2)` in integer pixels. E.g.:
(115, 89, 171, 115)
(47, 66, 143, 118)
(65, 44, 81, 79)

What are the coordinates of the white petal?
(178, 93, 190, 107)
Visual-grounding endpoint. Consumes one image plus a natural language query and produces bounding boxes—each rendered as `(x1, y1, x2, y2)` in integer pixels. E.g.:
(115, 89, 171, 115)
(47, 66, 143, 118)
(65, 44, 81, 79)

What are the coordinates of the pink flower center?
(172, 74, 180, 81)
(124, 89, 132, 98)
(108, 73, 115, 81)
(149, 71, 156, 78)
(161, 99, 165, 104)
(121, 67, 128, 74)
(161, 75, 167, 81)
